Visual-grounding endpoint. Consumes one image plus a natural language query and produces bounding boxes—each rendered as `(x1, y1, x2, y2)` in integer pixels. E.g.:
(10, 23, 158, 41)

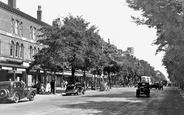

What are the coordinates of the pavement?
(177, 87, 184, 99)
(36, 87, 99, 98)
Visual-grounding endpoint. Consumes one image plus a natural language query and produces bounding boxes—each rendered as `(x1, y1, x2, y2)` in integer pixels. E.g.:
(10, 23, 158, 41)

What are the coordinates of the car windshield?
(138, 83, 148, 86)
(0, 84, 9, 89)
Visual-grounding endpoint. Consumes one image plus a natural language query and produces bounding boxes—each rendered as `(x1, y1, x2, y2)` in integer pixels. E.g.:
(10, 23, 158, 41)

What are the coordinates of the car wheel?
(76, 91, 79, 95)
(0, 89, 8, 98)
(14, 93, 19, 103)
(29, 93, 35, 101)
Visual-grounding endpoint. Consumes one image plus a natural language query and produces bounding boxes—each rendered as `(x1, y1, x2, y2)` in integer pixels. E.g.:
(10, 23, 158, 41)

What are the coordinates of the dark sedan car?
(0, 81, 36, 103)
(64, 82, 85, 96)
(136, 81, 150, 97)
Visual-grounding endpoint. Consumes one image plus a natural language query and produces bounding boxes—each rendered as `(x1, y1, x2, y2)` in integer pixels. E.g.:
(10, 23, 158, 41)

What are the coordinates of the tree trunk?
(71, 65, 75, 83)
(108, 71, 111, 89)
(83, 71, 86, 87)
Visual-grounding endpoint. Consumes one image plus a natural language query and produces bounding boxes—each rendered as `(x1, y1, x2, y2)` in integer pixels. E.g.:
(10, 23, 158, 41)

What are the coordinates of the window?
(11, 18, 15, 33)
(30, 26, 32, 39)
(20, 44, 24, 59)
(29, 46, 33, 60)
(15, 20, 19, 34)
(15, 42, 19, 57)
(30, 26, 37, 40)
(10, 40, 15, 57)
(33, 27, 36, 40)
(19, 22, 23, 36)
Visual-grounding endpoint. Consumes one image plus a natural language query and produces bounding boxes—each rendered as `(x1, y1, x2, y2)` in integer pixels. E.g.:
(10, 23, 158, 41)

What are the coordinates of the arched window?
(20, 43, 24, 59)
(38, 48, 40, 53)
(10, 40, 15, 57)
(34, 47, 37, 55)
(29, 46, 33, 60)
(15, 42, 19, 57)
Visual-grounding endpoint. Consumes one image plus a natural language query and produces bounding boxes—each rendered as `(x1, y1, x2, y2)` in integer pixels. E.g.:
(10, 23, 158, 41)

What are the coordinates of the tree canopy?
(126, 0, 184, 87)
(31, 14, 165, 85)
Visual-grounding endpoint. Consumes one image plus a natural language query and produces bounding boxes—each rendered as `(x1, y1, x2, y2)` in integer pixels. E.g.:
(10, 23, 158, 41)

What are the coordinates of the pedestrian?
(40, 82, 45, 94)
(50, 79, 55, 94)
(45, 81, 51, 94)
(36, 81, 41, 94)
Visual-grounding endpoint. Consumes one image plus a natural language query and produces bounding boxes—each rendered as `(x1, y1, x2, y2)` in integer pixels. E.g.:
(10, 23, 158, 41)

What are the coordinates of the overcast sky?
(1, 0, 168, 78)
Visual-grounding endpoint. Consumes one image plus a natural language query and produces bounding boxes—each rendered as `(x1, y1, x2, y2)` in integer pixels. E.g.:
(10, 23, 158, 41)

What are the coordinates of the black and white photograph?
(0, 0, 184, 115)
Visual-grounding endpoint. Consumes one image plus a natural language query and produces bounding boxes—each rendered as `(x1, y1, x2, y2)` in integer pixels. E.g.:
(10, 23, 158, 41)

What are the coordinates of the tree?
(126, 0, 184, 87)
(30, 26, 66, 73)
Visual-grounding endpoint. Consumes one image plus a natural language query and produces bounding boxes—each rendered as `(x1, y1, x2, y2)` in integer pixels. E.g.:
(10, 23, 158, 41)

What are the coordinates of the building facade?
(0, 0, 50, 86)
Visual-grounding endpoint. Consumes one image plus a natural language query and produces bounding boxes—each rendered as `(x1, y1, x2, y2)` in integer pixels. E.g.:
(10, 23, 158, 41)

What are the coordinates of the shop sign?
(2, 66, 12, 70)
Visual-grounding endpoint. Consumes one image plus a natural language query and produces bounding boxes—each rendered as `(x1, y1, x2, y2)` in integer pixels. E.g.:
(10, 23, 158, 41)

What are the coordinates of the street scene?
(1, 0, 184, 115)
(1, 86, 184, 115)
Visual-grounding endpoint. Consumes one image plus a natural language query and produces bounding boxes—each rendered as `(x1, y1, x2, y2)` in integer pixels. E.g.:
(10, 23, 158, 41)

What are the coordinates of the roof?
(0, 1, 50, 27)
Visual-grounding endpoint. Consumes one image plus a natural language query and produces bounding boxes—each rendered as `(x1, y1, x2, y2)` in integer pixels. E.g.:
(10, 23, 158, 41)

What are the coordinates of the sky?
(1, 0, 168, 79)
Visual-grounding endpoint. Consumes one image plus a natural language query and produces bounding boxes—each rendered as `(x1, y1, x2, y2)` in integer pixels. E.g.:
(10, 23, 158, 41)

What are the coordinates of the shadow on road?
(60, 92, 148, 115)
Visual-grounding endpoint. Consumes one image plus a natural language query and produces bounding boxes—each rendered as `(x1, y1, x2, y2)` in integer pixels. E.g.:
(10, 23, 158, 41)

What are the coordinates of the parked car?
(136, 81, 150, 97)
(64, 82, 85, 96)
(0, 81, 36, 103)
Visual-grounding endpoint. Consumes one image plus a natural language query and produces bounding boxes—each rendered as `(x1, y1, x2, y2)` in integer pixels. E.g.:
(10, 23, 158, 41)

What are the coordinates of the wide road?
(0, 87, 184, 115)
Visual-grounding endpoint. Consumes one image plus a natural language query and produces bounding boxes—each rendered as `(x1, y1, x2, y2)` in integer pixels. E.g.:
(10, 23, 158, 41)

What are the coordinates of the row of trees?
(31, 15, 165, 87)
(126, 0, 184, 89)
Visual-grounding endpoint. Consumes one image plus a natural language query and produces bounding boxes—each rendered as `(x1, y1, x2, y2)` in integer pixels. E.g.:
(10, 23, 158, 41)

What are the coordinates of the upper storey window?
(30, 26, 37, 40)
(10, 40, 15, 57)
(20, 43, 24, 59)
(11, 18, 23, 36)
(15, 42, 19, 58)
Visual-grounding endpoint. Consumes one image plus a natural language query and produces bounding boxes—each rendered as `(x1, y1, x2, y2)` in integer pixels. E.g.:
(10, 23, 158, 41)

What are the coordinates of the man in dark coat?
(50, 80, 55, 94)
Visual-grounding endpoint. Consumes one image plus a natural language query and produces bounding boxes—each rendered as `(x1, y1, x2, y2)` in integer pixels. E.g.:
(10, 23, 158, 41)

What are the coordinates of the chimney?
(108, 38, 110, 44)
(37, 5, 42, 21)
(8, 0, 16, 8)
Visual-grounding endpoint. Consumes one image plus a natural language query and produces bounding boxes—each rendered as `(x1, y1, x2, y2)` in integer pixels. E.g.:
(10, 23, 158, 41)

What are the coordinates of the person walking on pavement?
(36, 81, 41, 94)
(50, 79, 55, 94)
(45, 81, 51, 94)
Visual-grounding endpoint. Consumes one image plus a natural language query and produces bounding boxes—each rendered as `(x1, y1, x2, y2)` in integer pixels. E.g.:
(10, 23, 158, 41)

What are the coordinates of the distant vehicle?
(150, 82, 159, 89)
(0, 81, 36, 103)
(141, 76, 152, 85)
(136, 81, 150, 97)
(64, 82, 85, 96)
(162, 80, 167, 86)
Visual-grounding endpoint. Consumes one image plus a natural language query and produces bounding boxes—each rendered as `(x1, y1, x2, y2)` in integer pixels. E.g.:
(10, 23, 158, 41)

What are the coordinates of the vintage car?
(0, 81, 36, 103)
(64, 82, 85, 96)
(136, 81, 150, 97)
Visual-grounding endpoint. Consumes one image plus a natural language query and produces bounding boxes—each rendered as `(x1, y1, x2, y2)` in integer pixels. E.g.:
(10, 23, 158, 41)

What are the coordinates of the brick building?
(0, 0, 50, 86)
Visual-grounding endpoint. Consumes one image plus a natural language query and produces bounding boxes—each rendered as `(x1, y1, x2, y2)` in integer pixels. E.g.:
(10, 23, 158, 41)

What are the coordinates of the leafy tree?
(126, 0, 184, 87)
(30, 26, 66, 74)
